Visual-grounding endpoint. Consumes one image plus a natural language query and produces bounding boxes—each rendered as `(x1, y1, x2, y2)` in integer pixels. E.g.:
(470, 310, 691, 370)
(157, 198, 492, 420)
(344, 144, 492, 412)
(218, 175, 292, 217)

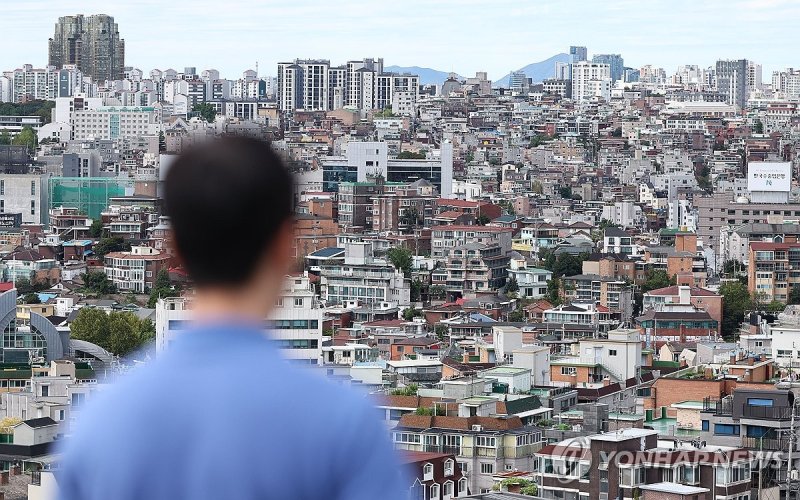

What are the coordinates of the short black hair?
(164, 136, 294, 286)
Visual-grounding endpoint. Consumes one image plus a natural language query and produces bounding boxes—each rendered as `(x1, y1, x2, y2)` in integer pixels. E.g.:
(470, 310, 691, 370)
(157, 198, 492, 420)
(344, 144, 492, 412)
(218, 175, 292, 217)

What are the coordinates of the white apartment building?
(571, 62, 612, 103)
(0, 173, 50, 225)
(70, 106, 159, 141)
(277, 60, 331, 112)
(667, 199, 697, 231)
(155, 275, 324, 365)
(269, 275, 324, 365)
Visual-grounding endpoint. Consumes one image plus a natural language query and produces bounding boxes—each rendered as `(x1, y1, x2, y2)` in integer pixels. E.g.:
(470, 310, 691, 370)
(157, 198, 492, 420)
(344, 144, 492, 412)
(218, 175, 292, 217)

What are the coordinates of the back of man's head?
(164, 136, 294, 287)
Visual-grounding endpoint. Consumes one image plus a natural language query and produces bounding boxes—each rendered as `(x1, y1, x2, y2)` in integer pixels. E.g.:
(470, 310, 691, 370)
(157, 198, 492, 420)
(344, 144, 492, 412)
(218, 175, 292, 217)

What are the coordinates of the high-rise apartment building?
(591, 54, 624, 83)
(277, 58, 418, 113)
(747, 61, 763, 90)
(715, 59, 748, 109)
(569, 46, 588, 63)
(571, 62, 611, 102)
(48, 14, 125, 82)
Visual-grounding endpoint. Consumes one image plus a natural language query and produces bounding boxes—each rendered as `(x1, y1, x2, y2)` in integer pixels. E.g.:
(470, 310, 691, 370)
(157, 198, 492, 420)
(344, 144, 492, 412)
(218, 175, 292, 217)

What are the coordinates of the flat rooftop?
(590, 428, 659, 442)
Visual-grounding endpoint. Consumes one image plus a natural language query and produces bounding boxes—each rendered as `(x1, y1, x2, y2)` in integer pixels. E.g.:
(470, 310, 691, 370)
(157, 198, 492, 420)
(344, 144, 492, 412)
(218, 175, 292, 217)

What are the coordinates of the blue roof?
(468, 312, 497, 323)
(64, 240, 94, 246)
(309, 247, 345, 258)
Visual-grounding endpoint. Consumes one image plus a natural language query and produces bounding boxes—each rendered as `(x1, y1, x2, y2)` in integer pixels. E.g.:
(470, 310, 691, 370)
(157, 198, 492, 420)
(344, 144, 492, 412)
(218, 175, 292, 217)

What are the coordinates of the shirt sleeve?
(333, 402, 408, 500)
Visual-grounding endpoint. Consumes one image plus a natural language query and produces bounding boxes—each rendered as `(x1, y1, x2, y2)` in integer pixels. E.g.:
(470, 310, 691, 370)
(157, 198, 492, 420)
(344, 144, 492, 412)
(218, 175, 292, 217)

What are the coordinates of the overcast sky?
(2, 0, 798, 79)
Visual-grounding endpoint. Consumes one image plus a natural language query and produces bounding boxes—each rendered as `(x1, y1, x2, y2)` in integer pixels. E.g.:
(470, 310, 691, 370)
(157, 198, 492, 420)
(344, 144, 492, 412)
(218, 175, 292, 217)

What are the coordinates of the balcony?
(742, 436, 792, 451)
(742, 405, 792, 420)
(702, 397, 732, 416)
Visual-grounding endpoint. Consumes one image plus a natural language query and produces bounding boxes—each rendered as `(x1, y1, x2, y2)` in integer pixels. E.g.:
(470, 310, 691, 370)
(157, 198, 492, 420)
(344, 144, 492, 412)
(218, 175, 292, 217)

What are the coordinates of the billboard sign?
(748, 162, 792, 192)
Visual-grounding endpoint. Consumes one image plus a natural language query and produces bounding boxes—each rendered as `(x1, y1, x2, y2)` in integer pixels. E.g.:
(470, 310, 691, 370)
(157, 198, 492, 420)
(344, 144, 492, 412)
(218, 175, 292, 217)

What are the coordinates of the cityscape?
(2, 6, 800, 500)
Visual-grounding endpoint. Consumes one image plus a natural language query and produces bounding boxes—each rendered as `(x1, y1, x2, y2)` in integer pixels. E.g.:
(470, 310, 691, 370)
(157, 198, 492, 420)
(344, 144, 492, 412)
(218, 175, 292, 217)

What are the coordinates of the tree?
(94, 236, 131, 257)
(754, 119, 764, 134)
(387, 247, 413, 277)
(403, 307, 422, 321)
(192, 102, 217, 123)
(434, 324, 448, 340)
(396, 151, 426, 159)
(70, 308, 155, 356)
(546, 278, 562, 305)
(611, 127, 623, 137)
(640, 270, 675, 293)
(158, 131, 166, 153)
(148, 269, 180, 308)
(11, 126, 37, 150)
(410, 278, 423, 303)
(531, 181, 543, 195)
(429, 285, 446, 300)
(476, 214, 490, 225)
(506, 277, 519, 294)
(719, 281, 754, 338)
(508, 308, 525, 322)
(89, 219, 104, 238)
(552, 253, 583, 278)
(0, 131, 10, 145)
(414, 407, 435, 416)
(81, 270, 117, 295)
(558, 186, 573, 199)
(21, 293, 41, 304)
(390, 384, 418, 396)
(789, 286, 800, 305)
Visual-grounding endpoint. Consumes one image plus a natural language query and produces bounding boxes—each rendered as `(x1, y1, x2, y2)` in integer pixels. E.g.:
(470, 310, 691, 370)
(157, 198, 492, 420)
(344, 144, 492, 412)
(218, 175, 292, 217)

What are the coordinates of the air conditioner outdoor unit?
(471, 424, 483, 432)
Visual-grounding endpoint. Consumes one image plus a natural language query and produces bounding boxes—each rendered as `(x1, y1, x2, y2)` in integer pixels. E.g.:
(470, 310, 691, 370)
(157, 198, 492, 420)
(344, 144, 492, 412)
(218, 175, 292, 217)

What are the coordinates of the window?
(480, 463, 494, 474)
(701, 420, 709, 431)
(294, 298, 304, 307)
(714, 424, 740, 435)
(443, 481, 453, 497)
(423, 463, 434, 480)
(505, 464, 513, 471)
(57, 409, 65, 421)
(31, 180, 35, 196)
(458, 478, 467, 494)
(747, 398, 774, 407)
(475, 436, 496, 448)
(444, 459, 454, 476)
(394, 432, 421, 444)
(716, 463, 751, 485)
(681, 465, 699, 484)
(30, 200, 35, 215)
(40, 385, 49, 397)
(561, 366, 577, 375)
(609, 349, 617, 356)
(459, 462, 468, 473)
(430, 484, 439, 498)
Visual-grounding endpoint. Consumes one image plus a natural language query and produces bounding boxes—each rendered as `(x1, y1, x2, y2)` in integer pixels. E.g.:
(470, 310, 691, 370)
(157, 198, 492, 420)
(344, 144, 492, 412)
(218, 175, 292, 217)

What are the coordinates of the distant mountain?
(385, 66, 462, 86)
(494, 53, 572, 88)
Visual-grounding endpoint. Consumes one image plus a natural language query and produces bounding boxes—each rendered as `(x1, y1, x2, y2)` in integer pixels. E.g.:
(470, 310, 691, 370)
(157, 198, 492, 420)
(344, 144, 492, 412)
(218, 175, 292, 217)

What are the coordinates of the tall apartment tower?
(715, 59, 748, 110)
(569, 46, 588, 63)
(48, 14, 125, 82)
(592, 54, 624, 83)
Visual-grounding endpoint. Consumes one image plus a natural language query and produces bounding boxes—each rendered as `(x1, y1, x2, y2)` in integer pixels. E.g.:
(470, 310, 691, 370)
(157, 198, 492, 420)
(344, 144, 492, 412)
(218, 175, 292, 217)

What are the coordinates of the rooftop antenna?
(255, 61, 259, 78)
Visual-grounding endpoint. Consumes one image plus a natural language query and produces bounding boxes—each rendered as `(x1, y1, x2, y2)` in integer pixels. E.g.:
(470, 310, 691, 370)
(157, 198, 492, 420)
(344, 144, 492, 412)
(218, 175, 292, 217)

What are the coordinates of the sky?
(2, 0, 798, 79)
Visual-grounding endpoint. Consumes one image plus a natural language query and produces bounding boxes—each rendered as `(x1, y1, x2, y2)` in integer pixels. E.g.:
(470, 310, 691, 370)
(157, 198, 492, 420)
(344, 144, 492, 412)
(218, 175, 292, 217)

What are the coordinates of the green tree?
(11, 126, 37, 149)
(94, 236, 131, 257)
(429, 285, 446, 300)
(0, 131, 10, 145)
(558, 186, 572, 199)
(387, 247, 413, 277)
(158, 131, 166, 153)
(753, 119, 764, 134)
(719, 281, 754, 338)
(640, 270, 675, 293)
(508, 308, 525, 322)
(434, 324, 448, 340)
(414, 407, 435, 416)
(552, 253, 584, 278)
(81, 270, 117, 295)
(546, 277, 562, 305)
(192, 102, 217, 123)
(147, 269, 180, 308)
(410, 278, 423, 303)
(70, 308, 155, 356)
(531, 180, 543, 194)
(476, 214, 490, 225)
(789, 286, 800, 305)
(89, 219, 104, 238)
(396, 151, 427, 159)
(390, 384, 418, 396)
(506, 277, 519, 294)
(403, 307, 422, 321)
(21, 293, 41, 304)
(611, 127, 623, 137)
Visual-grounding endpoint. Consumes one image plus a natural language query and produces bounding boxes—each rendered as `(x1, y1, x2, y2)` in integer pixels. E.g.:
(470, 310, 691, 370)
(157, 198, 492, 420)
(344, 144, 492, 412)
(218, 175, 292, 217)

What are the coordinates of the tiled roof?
(397, 414, 524, 431)
(645, 285, 719, 297)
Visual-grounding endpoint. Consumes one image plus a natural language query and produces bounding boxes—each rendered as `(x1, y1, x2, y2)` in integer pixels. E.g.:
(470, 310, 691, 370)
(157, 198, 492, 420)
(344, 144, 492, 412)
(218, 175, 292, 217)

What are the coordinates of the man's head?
(165, 136, 294, 317)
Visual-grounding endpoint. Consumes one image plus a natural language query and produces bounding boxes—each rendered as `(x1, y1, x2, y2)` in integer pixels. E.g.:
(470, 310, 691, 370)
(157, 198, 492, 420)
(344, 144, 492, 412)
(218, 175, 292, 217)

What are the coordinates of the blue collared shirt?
(58, 323, 406, 500)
